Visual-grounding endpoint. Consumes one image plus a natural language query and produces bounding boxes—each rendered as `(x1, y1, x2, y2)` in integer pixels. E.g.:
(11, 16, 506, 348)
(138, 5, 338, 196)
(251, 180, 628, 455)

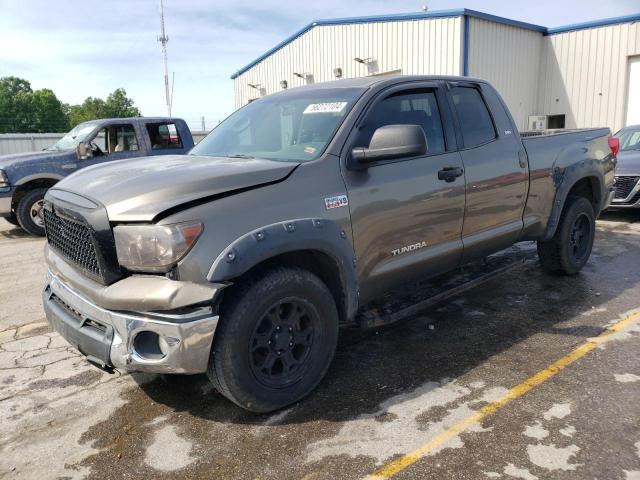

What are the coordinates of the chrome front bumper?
(43, 270, 219, 374)
(0, 190, 12, 217)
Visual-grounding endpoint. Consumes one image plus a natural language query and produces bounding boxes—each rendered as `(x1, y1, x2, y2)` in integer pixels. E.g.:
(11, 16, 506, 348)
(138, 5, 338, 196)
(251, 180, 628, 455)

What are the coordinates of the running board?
(356, 244, 537, 328)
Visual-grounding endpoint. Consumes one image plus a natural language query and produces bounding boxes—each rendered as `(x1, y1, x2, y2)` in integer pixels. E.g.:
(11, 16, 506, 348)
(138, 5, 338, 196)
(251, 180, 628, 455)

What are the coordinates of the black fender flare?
(206, 218, 359, 320)
(543, 162, 604, 241)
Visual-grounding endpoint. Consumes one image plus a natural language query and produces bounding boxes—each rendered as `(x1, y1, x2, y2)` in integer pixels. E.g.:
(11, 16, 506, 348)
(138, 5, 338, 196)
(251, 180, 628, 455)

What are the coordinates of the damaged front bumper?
(42, 269, 221, 374)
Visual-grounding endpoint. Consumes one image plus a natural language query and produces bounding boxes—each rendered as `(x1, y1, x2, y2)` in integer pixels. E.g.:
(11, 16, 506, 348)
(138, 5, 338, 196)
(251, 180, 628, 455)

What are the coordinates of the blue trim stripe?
(545, 13, 640, 35)
(230, 9, 640, 79)
(462, 15, 470, 76)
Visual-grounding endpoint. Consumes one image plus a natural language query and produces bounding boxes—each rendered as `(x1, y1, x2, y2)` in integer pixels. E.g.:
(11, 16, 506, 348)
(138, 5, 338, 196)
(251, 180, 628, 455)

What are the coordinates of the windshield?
(47, 122, 99, 151)
(190, 87, 365, 162)
(616, 127, 640, 151)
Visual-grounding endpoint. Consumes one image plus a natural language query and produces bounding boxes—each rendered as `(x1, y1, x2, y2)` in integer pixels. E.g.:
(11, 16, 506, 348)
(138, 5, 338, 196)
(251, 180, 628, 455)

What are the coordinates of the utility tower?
(158, 0, 171, 117)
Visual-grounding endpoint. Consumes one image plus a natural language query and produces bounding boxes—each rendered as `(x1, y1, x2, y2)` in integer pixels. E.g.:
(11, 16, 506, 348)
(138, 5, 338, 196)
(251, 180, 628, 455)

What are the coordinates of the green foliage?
(30, 89, 69, 133)
(0, 77, 142, 133)
(104, 88, 141, 118)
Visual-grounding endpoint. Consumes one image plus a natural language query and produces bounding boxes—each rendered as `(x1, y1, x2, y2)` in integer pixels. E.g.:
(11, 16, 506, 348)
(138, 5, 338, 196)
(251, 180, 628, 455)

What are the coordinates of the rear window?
(450, 87, 496, 148)
(147, 122, 183, 149)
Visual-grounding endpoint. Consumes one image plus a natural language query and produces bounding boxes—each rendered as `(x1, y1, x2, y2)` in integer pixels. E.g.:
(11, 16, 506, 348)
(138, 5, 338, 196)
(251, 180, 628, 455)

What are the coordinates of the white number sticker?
(303, 102, 347, 114)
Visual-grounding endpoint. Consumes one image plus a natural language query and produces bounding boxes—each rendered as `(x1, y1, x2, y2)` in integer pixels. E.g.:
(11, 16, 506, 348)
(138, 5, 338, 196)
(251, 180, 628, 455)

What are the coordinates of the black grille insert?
(44, 208, 101, 278)
(614, 176, 639, 200)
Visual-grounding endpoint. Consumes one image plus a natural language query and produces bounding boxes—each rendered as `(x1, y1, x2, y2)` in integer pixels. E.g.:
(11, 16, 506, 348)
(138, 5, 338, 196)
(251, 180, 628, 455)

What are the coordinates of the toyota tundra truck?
(41, 76, 617, 412)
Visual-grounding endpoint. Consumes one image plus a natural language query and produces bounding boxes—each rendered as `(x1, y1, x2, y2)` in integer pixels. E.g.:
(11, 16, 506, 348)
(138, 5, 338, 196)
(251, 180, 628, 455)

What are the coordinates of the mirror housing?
(76, 142, 93, 160)
(351, 124, 427, 166)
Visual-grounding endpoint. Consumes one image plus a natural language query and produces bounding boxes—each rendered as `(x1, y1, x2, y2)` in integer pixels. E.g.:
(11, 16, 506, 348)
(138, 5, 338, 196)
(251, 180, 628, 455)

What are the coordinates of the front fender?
(206, 218, 359, 320)
(14, 173, 64, 186)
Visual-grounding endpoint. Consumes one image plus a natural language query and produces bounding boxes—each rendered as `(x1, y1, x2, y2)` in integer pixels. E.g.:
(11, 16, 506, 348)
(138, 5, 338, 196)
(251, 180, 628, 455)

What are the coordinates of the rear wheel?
(537, 196, 595, 275)
(207, 267, 339, 413)
(15, 188, 47, 236)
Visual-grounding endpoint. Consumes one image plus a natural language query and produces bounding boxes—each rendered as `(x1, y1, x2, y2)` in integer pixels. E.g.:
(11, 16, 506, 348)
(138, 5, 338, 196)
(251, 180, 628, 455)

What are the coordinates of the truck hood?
(52, 154, 299, 222)
(616, 150, 640, 176)
(0, 150, 73, 176)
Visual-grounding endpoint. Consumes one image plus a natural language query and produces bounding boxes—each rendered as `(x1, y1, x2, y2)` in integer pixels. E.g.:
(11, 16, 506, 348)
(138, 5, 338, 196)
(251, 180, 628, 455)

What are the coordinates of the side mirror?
(76, 142, 93, 160)
(351, 124, 427, 166)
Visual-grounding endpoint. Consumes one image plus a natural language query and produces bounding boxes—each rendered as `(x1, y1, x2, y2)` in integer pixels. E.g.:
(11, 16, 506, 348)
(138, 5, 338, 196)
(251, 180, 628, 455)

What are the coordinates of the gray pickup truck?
(41, 76, 616, 412)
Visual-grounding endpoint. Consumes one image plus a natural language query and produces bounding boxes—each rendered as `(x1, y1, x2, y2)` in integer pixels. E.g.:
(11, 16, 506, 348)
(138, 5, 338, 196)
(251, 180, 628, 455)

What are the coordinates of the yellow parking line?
(364, 309, 640, 480)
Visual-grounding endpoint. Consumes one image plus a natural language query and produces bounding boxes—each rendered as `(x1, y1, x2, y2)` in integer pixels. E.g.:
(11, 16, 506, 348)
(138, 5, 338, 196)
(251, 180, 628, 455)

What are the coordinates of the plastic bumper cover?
(43, 270, 219, 374)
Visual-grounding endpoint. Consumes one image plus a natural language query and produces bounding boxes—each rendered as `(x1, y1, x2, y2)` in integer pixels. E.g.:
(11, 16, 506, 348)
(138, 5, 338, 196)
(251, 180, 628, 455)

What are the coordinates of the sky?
(1, 0, 638, 132)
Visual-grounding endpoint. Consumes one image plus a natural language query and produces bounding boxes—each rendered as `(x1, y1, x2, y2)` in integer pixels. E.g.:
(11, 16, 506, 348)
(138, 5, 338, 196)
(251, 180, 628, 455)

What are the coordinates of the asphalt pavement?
(0, 212, 639, 480)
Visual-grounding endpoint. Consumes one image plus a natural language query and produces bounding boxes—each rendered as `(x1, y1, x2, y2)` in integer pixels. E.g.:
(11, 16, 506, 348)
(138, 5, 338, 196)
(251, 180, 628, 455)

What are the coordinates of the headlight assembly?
(114, 221, 203, 272)
(0, 169, 9, 188)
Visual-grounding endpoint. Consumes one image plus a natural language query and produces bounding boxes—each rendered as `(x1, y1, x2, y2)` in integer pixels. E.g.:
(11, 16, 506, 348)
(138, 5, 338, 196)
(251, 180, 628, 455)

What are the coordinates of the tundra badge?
(392, 241, 428, 256)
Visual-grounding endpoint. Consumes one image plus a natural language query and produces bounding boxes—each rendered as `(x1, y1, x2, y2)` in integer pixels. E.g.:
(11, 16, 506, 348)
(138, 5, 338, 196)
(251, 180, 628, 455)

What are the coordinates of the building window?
(547, 114, 566, 129)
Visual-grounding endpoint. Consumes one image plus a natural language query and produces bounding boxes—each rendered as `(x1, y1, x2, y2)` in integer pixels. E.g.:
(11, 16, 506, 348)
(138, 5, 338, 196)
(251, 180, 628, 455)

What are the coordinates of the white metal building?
(230, 9, 640, 133)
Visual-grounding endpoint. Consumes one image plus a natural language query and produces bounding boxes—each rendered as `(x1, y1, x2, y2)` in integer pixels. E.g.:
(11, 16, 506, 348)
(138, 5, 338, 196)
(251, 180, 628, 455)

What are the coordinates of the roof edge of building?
(545, 12, 640, 35)
(230, 8, 640, 80)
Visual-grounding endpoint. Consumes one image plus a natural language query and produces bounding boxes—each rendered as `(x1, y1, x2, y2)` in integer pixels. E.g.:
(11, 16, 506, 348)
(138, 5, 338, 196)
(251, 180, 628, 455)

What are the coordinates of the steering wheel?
(90, 142, 103, 155)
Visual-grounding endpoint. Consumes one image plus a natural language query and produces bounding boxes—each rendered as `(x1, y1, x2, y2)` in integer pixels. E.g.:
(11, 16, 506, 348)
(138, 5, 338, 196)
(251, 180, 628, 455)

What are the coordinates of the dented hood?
(52, 154, 298, 221)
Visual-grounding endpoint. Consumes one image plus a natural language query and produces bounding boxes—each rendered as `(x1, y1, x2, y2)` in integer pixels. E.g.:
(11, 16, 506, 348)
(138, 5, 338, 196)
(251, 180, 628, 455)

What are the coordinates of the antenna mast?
(158, 0, 171, 117)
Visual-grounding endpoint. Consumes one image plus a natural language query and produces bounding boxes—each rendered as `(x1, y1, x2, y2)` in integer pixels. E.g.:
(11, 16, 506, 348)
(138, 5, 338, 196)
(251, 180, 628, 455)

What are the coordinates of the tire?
(207, 267, 339, 413)
(537, 196, 596, 276)
(15, 188, 48, 236)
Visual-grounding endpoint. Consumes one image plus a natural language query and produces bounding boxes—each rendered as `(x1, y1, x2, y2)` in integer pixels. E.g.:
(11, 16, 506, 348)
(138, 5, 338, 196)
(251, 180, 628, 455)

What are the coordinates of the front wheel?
(207, 267, 339, 413)
(15, 188, 48, 236)
(537, 196, 596, 275)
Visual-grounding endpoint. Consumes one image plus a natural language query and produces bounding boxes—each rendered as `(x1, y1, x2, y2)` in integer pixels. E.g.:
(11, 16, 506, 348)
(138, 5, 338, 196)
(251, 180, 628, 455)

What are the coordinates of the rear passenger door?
(446, 82, 529, 261)
(342, 83, 466, 302)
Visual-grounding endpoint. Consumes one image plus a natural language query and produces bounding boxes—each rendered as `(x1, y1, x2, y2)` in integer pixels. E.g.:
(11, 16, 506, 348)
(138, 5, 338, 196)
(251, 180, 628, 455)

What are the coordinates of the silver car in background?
(611, 125, 640, 208)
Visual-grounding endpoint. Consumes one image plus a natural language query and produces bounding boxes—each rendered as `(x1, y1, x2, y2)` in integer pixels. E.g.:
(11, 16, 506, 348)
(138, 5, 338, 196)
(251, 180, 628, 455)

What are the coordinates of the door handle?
(438, 166, 464, 183)
(518, 150, 528, 169)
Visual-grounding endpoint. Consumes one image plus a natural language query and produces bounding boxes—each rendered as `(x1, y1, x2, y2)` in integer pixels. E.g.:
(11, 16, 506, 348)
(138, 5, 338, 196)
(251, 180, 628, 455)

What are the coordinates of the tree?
(103, 88, 141, 118)
(0, 76, 34, 133)
(0, 77, 142, 132)
(30, 89, 69, 132)
(66, 97, 107, 126)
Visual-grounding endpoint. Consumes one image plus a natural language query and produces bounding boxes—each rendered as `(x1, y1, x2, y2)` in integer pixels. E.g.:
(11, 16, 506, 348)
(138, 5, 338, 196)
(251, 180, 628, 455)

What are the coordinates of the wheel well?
(223, 250, 348, 324)
(567, 177, 600, 212)
(12, 178, 58, 208)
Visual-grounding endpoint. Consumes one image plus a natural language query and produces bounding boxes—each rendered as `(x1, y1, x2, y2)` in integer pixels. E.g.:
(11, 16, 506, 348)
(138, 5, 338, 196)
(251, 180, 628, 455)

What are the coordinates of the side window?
(147, 122, 184, 149)
(112, 125, 139, 153)
(356, 89, 446, 155)
(90, 128, 107, 154)
(449, 87, 496, 148)
(88, 124, 138, 156)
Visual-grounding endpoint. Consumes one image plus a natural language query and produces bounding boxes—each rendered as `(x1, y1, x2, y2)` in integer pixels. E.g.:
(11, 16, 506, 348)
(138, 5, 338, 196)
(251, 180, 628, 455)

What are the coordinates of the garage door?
(626, 56, 640, 126)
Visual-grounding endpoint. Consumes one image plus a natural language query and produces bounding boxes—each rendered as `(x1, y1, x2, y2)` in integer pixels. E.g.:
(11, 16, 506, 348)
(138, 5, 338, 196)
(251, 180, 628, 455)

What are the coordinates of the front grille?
(614, 176, 639, 199)
(44, 208, 101, 278)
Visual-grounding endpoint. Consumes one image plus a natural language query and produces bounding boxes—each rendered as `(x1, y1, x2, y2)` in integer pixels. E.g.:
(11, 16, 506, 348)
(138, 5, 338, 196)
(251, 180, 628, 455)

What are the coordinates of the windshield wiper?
(226, 153, 254, 159)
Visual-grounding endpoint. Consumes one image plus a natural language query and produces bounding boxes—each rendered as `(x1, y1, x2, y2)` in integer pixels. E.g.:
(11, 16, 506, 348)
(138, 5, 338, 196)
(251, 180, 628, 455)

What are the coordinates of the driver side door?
(75, 123, 143, 171)
(341, 83, 466, 302)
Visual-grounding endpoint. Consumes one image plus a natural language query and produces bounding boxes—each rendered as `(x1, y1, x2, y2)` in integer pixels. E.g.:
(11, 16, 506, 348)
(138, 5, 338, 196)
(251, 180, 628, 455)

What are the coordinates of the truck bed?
(519, 127, 613, 240)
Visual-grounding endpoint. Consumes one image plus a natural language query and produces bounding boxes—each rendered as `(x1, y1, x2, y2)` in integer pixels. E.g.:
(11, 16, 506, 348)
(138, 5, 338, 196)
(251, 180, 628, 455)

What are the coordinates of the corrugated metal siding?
(537, 22, 640, 132)
(233, 17, 463, 108)
(467, 18, 543, 131)
(0, 134, 62, 155)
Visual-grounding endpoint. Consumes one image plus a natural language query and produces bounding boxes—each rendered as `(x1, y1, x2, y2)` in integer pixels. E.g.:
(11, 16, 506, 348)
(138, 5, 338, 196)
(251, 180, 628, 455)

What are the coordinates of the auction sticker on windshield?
(304, 102, 348, 114)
